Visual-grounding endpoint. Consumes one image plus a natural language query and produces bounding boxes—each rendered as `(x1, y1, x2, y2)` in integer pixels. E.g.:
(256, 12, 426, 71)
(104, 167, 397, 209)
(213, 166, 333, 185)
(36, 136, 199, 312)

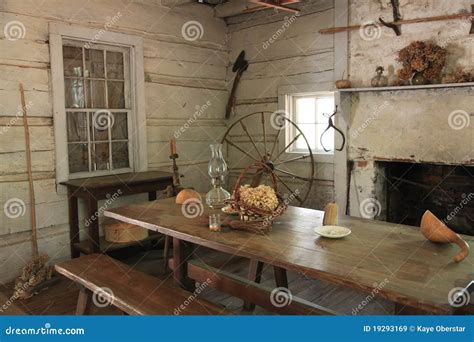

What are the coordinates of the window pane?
(111, 112, 128, 140)
(68, 143, 89, 173)
(90, 112, 110, 141)
(107, 81, 125, 108)
(88, 80, 106, 108)
(317, 123, 334, 152)
(93, 143, 110, 170)
(112, 142, 129, 169)
(106, 51, 124, 79)
(295, 97, 316, 124)
(85, 49, 104, 78)
(316, 97, 335, 123)
(295, 124, 316, 151)
(67, 112, 88, 142)
(65, 78, 85, 108)
(63, 46, 83, 77)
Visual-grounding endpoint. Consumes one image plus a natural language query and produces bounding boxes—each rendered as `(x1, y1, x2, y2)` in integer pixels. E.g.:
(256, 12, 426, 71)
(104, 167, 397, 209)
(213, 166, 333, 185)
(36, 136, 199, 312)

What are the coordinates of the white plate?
(314, 225, 351, 239)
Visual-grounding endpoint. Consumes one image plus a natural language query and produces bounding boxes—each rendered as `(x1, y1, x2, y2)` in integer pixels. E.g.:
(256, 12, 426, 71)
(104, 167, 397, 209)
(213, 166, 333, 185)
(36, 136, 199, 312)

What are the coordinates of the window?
(287, 93, 335, 154)
(50, 24, 147, 183)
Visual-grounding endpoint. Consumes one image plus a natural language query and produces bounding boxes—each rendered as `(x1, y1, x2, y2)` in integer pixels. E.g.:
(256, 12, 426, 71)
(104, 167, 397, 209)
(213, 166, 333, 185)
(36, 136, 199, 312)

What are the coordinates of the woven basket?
(228, 163, 287, 233)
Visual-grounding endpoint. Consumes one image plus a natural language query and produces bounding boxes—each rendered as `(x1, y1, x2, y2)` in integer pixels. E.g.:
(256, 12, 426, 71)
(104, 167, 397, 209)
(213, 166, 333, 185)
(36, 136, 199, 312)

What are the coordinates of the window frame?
(50, 23, 147, 184)
(278, 83, 335, 164)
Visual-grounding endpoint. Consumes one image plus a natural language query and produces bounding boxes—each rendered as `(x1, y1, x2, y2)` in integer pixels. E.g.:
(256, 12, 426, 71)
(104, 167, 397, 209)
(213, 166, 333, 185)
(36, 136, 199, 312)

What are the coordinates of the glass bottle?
(371, 66, 388, 87)
(205, 144, 231, 208)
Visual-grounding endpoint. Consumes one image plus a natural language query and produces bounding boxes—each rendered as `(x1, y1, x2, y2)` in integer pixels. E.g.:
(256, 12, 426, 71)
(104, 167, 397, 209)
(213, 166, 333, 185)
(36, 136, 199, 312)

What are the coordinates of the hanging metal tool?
(225, 50, 249, 119)
(320, 105, 345, 152)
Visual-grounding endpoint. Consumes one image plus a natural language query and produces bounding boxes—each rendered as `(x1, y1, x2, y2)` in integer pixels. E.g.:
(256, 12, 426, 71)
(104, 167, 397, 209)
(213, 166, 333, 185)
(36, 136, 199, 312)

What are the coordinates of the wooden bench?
(54, 254, 225, 315)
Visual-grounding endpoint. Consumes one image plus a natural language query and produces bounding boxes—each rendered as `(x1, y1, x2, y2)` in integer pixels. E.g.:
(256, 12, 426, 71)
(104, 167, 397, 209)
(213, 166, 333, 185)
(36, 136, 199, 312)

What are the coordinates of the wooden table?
(61, 171, 173, 257)
(104, 197, 474, 315)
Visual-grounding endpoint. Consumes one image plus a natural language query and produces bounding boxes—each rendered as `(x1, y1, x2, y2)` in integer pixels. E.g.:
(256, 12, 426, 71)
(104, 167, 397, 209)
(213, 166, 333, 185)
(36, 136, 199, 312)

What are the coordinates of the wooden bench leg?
(76, 287, 92, 315)
(273, 266, 288, 288)
(172, 237, 195, 290)
(243, 259, 264, 311)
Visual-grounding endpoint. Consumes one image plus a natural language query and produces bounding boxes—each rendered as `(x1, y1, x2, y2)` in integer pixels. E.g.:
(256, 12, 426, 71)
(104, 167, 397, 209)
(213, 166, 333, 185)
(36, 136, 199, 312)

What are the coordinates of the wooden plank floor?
(0, 247, 393, 315)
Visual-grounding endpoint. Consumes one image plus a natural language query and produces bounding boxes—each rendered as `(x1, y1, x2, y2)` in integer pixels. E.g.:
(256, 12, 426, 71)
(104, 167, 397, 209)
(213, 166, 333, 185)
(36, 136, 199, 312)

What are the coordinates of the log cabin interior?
(0, 0, 473, 318)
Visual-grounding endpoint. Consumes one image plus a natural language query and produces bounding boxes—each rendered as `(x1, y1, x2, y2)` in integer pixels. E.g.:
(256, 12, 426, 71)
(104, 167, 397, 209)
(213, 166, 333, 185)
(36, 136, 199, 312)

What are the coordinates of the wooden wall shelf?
(337, 82, 474, 93)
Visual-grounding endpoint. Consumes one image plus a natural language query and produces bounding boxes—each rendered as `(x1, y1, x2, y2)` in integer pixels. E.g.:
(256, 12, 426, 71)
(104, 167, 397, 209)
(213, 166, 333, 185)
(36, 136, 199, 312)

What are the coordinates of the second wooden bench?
(55, 254, 225, 315)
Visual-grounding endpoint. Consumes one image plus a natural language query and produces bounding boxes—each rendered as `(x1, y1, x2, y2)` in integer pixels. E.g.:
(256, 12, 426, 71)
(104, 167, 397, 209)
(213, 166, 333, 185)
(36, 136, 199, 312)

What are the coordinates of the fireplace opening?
(377, 161, 473, 236)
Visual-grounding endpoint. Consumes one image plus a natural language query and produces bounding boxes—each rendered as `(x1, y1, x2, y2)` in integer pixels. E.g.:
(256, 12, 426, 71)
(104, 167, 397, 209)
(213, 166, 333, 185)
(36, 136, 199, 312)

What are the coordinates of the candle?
(170, 138, 177, 155)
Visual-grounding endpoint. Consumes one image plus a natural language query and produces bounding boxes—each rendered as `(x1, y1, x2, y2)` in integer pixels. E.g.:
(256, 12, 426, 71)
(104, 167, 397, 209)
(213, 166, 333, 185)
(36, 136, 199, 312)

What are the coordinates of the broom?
(12, 84, 53, 300)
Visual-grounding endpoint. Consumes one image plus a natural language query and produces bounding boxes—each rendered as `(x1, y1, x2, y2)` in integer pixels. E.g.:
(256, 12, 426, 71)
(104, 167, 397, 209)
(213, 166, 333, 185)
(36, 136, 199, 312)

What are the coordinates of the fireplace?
(376, 161, 474, 236)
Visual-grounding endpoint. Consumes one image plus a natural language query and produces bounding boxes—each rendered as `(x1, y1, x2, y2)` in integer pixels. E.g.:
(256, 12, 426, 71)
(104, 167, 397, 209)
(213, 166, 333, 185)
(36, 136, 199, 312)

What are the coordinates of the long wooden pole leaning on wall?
(320, 11, 474, 34)
(20, 83, 39, 258)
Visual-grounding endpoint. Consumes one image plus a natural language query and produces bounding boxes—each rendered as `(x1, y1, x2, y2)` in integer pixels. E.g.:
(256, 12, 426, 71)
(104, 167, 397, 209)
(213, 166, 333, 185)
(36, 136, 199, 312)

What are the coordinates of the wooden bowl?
(335, 79, 351, 89)
(420, 210, 470, 262)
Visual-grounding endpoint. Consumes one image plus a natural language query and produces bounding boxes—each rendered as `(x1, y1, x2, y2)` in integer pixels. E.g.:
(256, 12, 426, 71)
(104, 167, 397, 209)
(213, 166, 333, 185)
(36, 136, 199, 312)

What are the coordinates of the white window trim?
(278, 83, 335, 164)
(49, 23, 147, 185)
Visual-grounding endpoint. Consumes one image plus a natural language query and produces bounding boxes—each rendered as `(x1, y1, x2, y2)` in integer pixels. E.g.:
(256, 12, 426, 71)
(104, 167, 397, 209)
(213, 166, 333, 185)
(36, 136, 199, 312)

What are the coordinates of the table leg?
(68, 190, 80, 258)
(163, 235, 170, 271)
(243, 259, 264, 311)
(86, 196, 100, 253)
(273, 266, 288, 288)
(172, 237, 194, 290)
(148, 191, 157, 201)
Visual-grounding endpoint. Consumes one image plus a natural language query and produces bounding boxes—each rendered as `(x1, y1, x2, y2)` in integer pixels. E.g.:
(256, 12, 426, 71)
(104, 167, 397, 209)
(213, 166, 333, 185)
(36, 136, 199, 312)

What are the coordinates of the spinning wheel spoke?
(239, 120, 264, 160)
(275, 133, 301, 161)
(269, 128, 282, 160)
(274, 167, 313, 182)
(225, 138, 260, 163)
(274, 172, 304, 205)
(274, 154, 311, 165)
(261, 112, 267, 160)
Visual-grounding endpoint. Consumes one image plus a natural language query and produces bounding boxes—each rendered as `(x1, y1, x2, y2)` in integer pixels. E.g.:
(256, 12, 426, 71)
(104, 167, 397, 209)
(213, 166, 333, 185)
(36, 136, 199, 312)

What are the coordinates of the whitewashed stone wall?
(0, 0, 228, 282)
(347, 0, 473, 217)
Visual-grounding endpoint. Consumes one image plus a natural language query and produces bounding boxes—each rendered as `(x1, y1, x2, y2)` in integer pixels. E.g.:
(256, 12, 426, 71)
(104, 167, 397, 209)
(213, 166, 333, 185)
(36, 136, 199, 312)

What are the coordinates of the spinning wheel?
(221, 111, 315, 206)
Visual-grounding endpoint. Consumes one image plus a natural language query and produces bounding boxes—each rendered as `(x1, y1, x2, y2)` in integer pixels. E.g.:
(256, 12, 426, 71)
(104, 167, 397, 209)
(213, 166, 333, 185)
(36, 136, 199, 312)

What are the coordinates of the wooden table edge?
(104, 210, 453, 315)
